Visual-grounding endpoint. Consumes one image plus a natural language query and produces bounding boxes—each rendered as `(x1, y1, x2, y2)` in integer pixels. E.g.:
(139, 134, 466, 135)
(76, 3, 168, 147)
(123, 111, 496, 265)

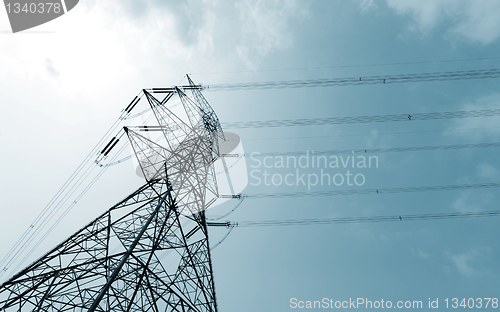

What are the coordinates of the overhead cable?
(208, 68, 500, 91)
(232, 210, 500, 227)
(230, 182, 500, 199)
(223, 108, 500, 129)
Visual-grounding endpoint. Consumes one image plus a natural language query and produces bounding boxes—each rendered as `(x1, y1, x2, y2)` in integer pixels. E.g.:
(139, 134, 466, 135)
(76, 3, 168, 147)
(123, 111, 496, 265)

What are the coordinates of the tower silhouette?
(0, 77, 224, 312)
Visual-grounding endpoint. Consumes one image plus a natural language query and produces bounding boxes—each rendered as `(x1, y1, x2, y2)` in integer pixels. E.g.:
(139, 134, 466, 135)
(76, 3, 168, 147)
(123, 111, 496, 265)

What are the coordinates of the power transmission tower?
(0, 77, 224, 312)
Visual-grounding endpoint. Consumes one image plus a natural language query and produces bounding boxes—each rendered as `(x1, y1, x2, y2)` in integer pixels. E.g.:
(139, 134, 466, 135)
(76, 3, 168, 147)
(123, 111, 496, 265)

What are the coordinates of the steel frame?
(0, 78, 222, 312)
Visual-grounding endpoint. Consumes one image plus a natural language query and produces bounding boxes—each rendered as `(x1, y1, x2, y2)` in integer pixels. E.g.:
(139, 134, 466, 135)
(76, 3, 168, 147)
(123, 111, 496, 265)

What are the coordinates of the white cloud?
(0, 0, 312, 92)
(443, 93, 500, 142)
(417, 250, 430, 259)
(449, 161, 497, 213)
(476, 163, 500, 180)
(451, 184, 494, 213)
(385, 0, 500, 44)
(0, 0, 311, 88)
(236, 46, 257, 71)
(450, 251, 477, 277)
(358, 0, 378, 14)
(446, 248, 491, 277)
(0, 0, 224, 97)
(452, 191, 479, 212)
(235, 0, 309, 66)
(411, 247, 431, 259)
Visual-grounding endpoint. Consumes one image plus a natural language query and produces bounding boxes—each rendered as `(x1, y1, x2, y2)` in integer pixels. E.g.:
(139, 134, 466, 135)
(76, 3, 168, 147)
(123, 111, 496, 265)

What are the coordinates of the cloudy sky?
(1, 0, 500, 311)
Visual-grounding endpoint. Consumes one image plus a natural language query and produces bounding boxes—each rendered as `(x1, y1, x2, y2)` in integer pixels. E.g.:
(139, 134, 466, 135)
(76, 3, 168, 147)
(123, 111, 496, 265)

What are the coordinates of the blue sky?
(1, 0, 500, 311)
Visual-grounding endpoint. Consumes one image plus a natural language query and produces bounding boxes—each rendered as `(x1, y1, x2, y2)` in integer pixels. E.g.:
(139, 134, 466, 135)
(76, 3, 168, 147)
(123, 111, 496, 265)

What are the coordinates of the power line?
(240, 126, 500, 141)
(223, 108, 500, 129)
(232, 210, 500, 227)
(0, 100, 135, 279)
(231, 182, 500, 199)
(191, 56, 500, 75)
(241, 141, 500, 157)
(207, 198, 246, 221)
(218, 142, 499, 177)
(207, 68, 500, 91)
(210, 227, 235, 250)
(105, 140, 500, 168)
(0, 91, 152, 281)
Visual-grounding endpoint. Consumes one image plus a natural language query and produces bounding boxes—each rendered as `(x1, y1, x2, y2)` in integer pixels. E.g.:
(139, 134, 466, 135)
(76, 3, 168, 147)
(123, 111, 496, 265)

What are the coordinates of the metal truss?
(0, 78, 223, 312)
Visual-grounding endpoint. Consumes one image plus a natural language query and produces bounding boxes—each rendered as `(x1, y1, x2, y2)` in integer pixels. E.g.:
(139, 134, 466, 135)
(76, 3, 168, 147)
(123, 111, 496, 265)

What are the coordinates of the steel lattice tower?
(0, 78, 225, 312)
